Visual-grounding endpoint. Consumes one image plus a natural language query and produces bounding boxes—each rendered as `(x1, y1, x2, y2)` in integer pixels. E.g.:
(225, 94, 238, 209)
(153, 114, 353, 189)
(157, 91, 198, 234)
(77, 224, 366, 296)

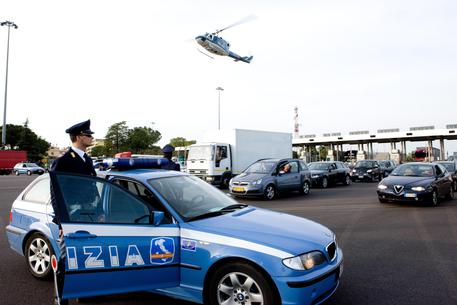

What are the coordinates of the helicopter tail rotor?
(213, 14, 257, 35)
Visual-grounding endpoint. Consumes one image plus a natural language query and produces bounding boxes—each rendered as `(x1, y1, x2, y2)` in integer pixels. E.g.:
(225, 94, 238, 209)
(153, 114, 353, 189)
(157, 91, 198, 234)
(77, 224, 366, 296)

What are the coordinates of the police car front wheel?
(208, 262, 275, 305)
(25, 232, 55, 279)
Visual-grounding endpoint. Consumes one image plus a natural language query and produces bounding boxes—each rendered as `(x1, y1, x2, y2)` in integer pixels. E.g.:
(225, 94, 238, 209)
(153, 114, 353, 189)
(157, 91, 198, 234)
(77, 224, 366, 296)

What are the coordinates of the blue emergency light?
(101, 158, 171, 170)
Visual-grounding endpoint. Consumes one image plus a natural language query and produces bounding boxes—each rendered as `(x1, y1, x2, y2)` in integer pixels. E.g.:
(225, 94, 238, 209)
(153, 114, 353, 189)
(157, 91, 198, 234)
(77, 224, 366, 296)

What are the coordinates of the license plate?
(232, 186, 245, 193)
(404, 193, 417, 198)
(358, 175, 364, 179)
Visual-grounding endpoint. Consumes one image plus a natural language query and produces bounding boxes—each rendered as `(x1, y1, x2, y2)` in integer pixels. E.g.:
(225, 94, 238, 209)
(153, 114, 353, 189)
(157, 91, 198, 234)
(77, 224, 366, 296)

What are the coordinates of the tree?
(319, 146, 328, 161)
(90, 145, 106, 157)
(127, 126, 162, 153)
(105, 121, 129, 155)
(0, 124, 50, 162)
(169, 137, 196, 148)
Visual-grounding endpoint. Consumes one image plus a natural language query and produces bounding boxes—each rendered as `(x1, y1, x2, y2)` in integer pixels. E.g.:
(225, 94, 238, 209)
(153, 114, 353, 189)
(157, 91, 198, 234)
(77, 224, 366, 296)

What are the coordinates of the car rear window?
(23, 178, 50, 204)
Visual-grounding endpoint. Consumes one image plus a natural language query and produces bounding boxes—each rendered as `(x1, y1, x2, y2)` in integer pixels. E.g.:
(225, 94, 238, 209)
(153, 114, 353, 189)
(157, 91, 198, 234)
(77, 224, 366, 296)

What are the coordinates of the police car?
(6, 158, 343, 305)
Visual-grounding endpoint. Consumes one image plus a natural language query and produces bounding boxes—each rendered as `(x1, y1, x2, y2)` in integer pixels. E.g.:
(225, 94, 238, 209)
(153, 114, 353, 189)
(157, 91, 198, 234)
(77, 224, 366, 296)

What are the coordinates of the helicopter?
(195, 16, 255, 64)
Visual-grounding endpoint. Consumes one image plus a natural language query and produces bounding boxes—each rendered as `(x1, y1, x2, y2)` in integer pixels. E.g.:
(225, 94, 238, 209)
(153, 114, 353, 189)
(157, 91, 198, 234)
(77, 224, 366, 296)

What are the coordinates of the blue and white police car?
(6, 158, 343, 305)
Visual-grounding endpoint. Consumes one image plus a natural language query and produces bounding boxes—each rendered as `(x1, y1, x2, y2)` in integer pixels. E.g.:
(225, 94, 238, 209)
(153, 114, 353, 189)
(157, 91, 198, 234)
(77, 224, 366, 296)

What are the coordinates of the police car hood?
(187, 207, 334, 256)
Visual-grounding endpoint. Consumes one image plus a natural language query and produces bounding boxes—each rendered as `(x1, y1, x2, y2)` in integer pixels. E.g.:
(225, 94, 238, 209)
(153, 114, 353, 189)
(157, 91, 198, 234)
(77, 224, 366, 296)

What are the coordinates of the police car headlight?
(251, 179, 262, 185)
(367, 169, 373, 173)
(378, 184, 387, 190)
(283, 251, 326, 271)
(411, 186, 425, 192)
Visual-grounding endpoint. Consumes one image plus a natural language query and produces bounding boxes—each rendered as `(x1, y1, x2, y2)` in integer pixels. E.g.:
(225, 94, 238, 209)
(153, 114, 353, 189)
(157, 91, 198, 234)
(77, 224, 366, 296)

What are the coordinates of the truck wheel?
(208, 262, 275, 305)
(264, 185, 276, 200)
(24, 233, 54, 279)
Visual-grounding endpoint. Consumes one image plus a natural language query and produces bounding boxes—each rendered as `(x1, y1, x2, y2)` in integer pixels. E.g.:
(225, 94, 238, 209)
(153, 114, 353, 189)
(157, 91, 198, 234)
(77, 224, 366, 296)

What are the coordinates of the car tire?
(300, 181, 310, 195)
(321, 177, 328, 188)
(27, 170, 32, 176)
(263, 185, 276, 200)
(208, 262, 275, 305)
(15, 170, 19, 176)
(343, 175, 351, 186)
(378, 197, 388, 203)
(430, 190, 439, 207)
(24, 233, 55, 279)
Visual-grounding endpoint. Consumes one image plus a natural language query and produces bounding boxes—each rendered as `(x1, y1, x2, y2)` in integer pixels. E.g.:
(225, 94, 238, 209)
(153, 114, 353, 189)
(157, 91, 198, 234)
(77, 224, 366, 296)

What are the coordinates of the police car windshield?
(187, 145, 214, 161)
(148, 175, 239, 221)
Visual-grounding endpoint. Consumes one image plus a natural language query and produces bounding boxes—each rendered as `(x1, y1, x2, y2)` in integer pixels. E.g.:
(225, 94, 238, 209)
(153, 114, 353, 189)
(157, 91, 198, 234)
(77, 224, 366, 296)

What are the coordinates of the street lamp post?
(1, 21, 18, 147)
(216, 87, 224, 130)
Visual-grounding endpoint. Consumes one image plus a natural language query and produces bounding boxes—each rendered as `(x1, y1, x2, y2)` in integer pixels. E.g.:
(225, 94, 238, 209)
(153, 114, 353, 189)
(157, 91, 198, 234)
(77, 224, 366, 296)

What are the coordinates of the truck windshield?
(188, 145, 214, 161)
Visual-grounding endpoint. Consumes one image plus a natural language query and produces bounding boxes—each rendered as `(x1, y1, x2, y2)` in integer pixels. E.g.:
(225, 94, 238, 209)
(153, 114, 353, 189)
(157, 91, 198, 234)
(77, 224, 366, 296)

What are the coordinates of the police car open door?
(49, 172, 180, 300)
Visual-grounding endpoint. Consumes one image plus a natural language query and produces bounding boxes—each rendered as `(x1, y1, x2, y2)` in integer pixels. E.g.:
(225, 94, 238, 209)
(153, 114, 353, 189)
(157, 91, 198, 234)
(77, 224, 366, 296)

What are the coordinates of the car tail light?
(9, 211, 13, 224)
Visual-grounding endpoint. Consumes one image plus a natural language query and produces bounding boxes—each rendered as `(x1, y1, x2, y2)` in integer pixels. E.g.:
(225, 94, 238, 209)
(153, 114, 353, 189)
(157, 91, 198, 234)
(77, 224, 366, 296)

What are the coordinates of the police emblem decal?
(150, 237, 175, 264)
(181, 239, 197, 252)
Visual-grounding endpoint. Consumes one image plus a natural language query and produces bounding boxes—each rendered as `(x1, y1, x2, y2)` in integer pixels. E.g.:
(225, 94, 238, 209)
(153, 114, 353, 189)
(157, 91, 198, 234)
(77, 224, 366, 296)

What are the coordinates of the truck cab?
(186, 143, 232, 186)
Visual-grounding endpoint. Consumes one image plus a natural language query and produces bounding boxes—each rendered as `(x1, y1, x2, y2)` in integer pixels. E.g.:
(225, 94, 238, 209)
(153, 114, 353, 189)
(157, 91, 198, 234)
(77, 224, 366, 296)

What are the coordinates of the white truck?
(186, 129, 292, 187)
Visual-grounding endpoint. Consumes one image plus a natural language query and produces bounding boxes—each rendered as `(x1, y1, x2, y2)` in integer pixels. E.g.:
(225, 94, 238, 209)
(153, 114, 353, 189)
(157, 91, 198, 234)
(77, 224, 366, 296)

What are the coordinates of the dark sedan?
(379, 160, 396, 177)
(435, 161, 457, 191)
(350, 160, 382, 182)
(308, 161, 351, 188)
(377, 162, 454, 206)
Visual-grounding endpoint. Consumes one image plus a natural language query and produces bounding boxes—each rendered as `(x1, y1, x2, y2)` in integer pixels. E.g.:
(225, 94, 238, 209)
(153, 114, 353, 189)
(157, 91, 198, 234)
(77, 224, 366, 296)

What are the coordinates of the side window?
(54, 175, 150, 224)
(23, 178, 50, 204)
(215, 145, 228, 166)
(112, 178, 172, 224)
(299, 161, 308, 171)
(290, 162, 299, 173)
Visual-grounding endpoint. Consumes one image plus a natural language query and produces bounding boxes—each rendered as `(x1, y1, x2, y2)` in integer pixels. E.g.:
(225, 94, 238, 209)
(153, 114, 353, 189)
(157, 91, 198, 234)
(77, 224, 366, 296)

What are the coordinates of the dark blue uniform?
(161, 144, 181, 171)
(51, 148, 96, 176)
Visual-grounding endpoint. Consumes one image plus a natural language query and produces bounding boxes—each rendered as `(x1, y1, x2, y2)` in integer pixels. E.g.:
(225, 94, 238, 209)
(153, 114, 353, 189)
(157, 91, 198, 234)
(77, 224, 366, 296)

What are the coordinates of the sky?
(1, 0, 457, 154)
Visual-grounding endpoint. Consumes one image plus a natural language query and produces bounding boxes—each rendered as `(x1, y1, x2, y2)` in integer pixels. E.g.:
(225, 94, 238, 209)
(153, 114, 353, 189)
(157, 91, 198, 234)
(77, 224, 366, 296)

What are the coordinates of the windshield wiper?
(187, 204, 248, 222)
(187, 211, 227, 222)
(220, 203, 248, 211)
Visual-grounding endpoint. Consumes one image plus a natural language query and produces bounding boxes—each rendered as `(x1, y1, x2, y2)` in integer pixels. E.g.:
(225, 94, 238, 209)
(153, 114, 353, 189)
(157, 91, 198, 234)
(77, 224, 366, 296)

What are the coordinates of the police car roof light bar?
(102, 157, 171, 170)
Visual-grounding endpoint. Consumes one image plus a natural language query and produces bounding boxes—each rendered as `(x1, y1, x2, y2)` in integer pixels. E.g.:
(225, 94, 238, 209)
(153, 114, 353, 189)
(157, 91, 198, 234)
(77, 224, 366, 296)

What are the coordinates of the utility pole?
(1, 21, 18, 147)
(216, 87, 224, 130)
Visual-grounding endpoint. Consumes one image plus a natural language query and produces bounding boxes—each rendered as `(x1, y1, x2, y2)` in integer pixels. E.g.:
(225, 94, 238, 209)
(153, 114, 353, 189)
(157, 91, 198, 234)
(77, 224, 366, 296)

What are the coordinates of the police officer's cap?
(65, 119, 94, 135)
(162, 144, 175, 153)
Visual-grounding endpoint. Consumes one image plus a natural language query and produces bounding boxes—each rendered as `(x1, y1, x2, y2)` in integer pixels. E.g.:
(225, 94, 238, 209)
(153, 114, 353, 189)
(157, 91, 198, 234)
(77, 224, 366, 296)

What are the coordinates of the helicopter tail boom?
(228, 51, 253, 64)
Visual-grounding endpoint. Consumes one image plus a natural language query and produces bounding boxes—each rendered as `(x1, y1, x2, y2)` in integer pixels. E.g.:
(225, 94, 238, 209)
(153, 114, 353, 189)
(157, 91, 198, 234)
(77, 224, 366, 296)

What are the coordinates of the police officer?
(51, 119, 96, 176)
(50, 119, 96, 305)
(161, 144, 181, 171)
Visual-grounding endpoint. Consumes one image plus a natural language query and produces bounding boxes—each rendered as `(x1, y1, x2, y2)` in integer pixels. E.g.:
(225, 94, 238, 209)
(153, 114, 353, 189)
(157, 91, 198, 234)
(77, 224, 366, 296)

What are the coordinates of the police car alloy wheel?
(209, 262, 274, 305)
(25, 233, 55, 279)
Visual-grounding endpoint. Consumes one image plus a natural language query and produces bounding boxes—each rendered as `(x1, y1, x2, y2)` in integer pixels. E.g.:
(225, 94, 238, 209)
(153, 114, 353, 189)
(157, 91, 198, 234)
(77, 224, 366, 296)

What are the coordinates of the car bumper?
(310, 177, 323, 186)
(351, 173, 374, 181)
(273, 248, 343, 305)
(377, 189, 433, 202)
(229, 184, 264, 197)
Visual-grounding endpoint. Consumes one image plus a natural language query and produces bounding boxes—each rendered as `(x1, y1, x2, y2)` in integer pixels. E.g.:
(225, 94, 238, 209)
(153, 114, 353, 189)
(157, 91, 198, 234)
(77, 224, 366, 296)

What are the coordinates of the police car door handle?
(67, 230, 97, 239)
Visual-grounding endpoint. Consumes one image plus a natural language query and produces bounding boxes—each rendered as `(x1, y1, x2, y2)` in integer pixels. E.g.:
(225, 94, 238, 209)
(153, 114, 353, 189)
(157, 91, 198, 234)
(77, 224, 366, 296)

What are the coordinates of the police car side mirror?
(151, 211, 164, 226)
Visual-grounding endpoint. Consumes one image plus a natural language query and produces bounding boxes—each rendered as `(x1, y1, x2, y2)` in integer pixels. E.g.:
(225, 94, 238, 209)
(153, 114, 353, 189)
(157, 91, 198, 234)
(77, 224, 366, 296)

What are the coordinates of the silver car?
(13, 162, 45, 176)
(229, 158, 312, 200)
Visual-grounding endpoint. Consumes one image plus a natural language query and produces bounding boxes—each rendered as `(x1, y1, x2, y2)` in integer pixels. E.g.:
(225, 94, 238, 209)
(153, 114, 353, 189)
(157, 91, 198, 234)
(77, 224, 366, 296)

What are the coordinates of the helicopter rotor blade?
(213, 14, 257, 35)
(197, 48, 214, 59)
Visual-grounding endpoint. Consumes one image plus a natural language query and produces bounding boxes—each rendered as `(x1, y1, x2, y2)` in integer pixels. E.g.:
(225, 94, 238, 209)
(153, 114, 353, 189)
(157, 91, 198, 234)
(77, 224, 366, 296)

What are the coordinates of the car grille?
(232, 181, 249, 186)
(188, 169, 208, 175)
(326, 242, 336, 261)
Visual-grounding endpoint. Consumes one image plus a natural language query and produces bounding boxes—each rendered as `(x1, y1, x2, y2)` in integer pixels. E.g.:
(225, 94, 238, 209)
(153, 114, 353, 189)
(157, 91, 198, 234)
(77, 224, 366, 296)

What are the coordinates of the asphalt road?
(1, 175, 457, 305)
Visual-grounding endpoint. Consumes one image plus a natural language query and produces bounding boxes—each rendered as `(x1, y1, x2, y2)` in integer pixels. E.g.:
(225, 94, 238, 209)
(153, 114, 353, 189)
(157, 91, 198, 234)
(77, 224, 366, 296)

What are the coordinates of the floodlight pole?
(216, 87, 224, 130)
(1, 21, 18, 147)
